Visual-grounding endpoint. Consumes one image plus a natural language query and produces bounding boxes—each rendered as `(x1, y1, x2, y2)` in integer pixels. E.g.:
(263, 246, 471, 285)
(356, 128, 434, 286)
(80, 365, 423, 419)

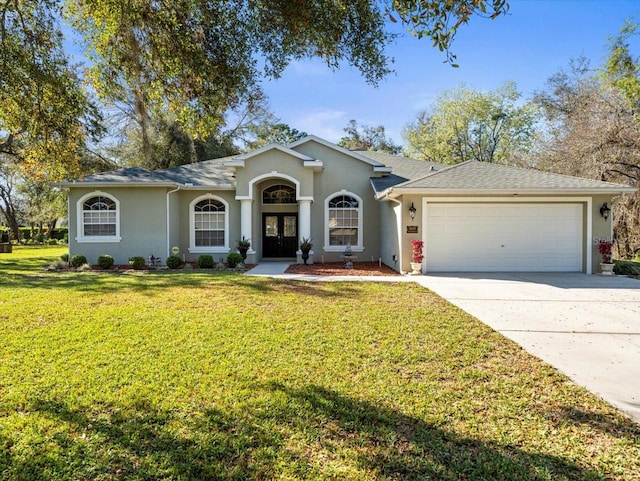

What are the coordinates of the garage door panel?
(425, 203, 582, 272)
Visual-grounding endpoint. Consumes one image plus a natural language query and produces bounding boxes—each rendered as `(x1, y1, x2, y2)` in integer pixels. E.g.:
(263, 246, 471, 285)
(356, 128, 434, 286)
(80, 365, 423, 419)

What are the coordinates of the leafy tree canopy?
(338, 119, 401, 154)
(0, 0, 102, 180)
(403, 82, 539, 164)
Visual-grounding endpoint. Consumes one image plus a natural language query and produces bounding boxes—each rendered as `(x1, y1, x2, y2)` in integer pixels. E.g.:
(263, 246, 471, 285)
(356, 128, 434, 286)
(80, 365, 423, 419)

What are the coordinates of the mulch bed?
(285, 261, 399, 276)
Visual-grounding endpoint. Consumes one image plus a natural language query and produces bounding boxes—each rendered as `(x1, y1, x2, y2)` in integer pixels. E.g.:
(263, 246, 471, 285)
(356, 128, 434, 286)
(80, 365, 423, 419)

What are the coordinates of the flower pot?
(410, 262, 422, 275)
(600, 263, 614, 276)
(238, 246, 249, 262)
(301, 248, 311, 265)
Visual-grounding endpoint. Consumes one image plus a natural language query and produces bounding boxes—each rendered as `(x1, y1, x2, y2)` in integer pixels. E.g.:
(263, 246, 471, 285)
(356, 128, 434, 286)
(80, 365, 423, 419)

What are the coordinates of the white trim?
(324, 190, 364, 251)
(232, 143, 314, 162)
(76, 191, 121, 243)
(241, 172, 302, 201)
(421, 196, 592, 274)
(188, 194, 230, 253)
(287, 135, 388, 171)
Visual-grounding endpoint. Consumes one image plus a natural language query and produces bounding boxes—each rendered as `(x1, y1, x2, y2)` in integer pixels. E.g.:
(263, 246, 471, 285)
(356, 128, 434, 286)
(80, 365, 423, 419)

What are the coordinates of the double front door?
(263, 213, 297, 258)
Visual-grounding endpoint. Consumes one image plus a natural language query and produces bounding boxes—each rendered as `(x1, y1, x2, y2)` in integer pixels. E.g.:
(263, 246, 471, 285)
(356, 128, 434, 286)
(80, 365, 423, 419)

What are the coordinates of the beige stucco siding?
(68, 187, 168, 265)
(234, 151, 314, 199)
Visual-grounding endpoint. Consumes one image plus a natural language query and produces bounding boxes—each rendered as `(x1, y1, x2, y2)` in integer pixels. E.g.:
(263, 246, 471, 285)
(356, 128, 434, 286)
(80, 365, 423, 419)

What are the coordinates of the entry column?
(240, 199, 255, 253)
(298, 199, 312, 246)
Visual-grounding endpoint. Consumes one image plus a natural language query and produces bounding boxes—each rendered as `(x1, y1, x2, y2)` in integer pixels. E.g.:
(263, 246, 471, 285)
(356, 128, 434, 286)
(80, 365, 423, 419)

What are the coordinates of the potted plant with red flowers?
(410, 239, 424, 275)
(598, 239, 614, 275)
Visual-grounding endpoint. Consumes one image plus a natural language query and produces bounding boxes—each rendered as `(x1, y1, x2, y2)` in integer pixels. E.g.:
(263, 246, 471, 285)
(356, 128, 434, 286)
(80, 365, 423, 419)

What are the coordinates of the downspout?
(166, 186, 181, 259)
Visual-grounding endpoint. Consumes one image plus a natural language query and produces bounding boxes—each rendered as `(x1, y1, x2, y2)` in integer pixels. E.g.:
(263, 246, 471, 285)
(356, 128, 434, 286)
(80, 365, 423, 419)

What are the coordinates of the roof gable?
(289, 135, 392, 173)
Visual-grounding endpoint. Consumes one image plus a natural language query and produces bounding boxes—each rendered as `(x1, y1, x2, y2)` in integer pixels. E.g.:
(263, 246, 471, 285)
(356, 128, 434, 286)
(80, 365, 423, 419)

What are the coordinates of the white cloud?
(294, 109, 347, 142)
(288, 59, 332, 78)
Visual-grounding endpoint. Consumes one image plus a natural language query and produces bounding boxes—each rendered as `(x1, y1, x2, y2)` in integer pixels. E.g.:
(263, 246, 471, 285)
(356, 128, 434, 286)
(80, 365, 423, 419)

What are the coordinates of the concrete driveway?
(415, 272, 640, 424)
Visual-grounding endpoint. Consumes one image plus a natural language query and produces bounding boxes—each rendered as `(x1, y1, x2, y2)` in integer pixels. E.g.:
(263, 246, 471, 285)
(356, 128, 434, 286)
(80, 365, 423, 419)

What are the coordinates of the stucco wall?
(174, 189, 239, 263)
(68, 187, 168, 265)
(379, 200, 401, 272)
(591, 194, 615, 272)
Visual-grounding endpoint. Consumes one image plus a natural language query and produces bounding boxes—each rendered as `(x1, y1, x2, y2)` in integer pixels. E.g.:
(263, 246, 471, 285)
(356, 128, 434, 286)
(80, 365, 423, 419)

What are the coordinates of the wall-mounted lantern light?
(599, 202, 611, 220)
(409, 202, 417, 220)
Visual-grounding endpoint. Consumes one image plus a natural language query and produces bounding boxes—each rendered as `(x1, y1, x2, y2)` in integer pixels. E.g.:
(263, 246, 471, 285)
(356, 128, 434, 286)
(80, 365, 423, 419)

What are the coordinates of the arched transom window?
(80, 195, 118, 238)
(194, 198, 226, 247)
(263, 184, 296, 204)
(325, 192, 363, 251)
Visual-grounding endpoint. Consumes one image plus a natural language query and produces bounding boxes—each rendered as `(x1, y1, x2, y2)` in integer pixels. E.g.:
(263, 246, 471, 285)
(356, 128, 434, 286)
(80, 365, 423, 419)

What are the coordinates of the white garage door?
(425, 203, 583, 272)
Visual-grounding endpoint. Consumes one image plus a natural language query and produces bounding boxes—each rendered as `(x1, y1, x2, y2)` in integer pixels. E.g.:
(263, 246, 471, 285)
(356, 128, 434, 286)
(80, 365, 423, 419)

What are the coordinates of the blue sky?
(262, 0, 640, 145)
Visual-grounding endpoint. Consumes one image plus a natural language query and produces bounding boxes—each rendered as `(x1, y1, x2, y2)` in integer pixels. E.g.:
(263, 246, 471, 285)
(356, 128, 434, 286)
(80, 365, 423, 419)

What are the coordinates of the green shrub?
(226, 252, 243, 268)
(197, 254, 214, 268)
(166, 255, 182, 269)
(129, 256, 146, 270)
(613, 260, 640, 276)
(60, 253, 69, 263)
(70, 255, 87, 268)
(97, 255, 115, 270)
(35, 233, 45, 243)
(47, 238, 58, 245)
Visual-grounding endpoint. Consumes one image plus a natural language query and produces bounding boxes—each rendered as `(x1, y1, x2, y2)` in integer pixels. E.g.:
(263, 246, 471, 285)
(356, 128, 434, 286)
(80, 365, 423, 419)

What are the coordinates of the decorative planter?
(410, 262, 422, 275)
(301, 249, 311, 265)
(238, 247, 249, 262)
(600, 263, 614, 276)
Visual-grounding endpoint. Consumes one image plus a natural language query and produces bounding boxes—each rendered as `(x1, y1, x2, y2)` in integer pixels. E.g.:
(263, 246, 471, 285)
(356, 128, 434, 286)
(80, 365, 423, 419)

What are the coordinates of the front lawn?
(1, 246, 638, 480)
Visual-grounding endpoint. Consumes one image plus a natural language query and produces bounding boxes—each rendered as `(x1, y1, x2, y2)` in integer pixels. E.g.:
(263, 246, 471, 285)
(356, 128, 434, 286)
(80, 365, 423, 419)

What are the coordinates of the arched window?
(77, 193, 120, 242)
(325, 192, 363, 251)
(189, 195, 229, 252)
(262, 184, 296, 204)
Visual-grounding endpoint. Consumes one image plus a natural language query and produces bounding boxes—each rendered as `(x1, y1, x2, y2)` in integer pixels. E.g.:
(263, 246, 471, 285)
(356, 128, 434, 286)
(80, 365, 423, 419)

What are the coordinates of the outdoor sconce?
(599, 202, 611, 220)
(409, 202, 417, 220)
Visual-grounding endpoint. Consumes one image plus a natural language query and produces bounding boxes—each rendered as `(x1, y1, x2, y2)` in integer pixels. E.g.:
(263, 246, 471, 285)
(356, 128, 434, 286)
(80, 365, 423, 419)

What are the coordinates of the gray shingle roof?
(65, 156, 236, 186)
(394, 160, 635, 192)
(74, 167, 168, 184)
(356, 151, 445, 180)
(156, 157, 235, 186)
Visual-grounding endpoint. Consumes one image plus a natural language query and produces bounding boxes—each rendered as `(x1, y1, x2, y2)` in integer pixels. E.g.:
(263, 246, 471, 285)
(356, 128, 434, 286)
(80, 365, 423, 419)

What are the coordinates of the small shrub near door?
(70, 255, 88, 268)
(197, 255, 214, 268)
(226, 252, 243, 268)
(97, 255, 114, 270)
(129, 256, 146, 270)
(166, 255, 182, 269)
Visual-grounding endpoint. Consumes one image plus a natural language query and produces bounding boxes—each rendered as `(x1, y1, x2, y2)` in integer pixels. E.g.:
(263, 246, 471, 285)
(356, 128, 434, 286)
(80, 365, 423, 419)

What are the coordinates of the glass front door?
(262, 214, 298, 258)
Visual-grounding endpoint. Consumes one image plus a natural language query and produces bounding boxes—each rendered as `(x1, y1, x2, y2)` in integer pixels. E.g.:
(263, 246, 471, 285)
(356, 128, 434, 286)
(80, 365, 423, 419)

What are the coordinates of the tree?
(533, 27, 640, 257)
(389, 0, 509, 66)
(0, 0, 102, 179)
(64, 0, 509, 166)
(403, 82, 539, 164)
(0, 159, 23, 241)
(338, 119, 401, 154)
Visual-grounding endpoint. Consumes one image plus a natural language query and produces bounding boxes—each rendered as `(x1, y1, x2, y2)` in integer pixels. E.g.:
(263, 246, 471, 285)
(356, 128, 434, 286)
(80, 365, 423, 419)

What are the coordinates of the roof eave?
(56, 181, 178, 188)
(378, 187, 638, 196)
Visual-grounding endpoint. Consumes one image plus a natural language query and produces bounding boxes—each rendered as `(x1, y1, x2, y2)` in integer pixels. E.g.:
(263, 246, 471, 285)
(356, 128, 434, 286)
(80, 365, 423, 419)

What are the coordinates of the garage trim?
(421, 197, 592, 274)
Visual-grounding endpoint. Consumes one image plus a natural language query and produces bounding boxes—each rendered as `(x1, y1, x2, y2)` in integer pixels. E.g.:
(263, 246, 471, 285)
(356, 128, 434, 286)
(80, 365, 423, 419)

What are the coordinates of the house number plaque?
(406, 226, 418, 234)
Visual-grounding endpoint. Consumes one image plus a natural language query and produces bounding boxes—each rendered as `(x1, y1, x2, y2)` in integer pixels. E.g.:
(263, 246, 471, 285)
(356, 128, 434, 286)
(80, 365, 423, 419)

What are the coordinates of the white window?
(77, 193, 120, 242)
(189, 195, 229, 253)
(324, 192, 363, 252)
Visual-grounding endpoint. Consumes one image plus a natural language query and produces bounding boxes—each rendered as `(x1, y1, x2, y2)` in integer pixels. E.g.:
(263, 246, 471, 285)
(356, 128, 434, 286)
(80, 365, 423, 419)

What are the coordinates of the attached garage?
(425, 202, 584, 272)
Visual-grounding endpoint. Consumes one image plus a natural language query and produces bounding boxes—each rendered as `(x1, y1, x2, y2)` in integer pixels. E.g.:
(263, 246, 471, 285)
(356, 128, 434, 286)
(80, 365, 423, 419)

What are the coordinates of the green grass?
(1, 246, 639, 480)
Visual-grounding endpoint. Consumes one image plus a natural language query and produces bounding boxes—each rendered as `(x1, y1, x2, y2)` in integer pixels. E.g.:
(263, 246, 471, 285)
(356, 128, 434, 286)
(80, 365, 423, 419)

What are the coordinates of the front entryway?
(262, 214, 298, 258)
